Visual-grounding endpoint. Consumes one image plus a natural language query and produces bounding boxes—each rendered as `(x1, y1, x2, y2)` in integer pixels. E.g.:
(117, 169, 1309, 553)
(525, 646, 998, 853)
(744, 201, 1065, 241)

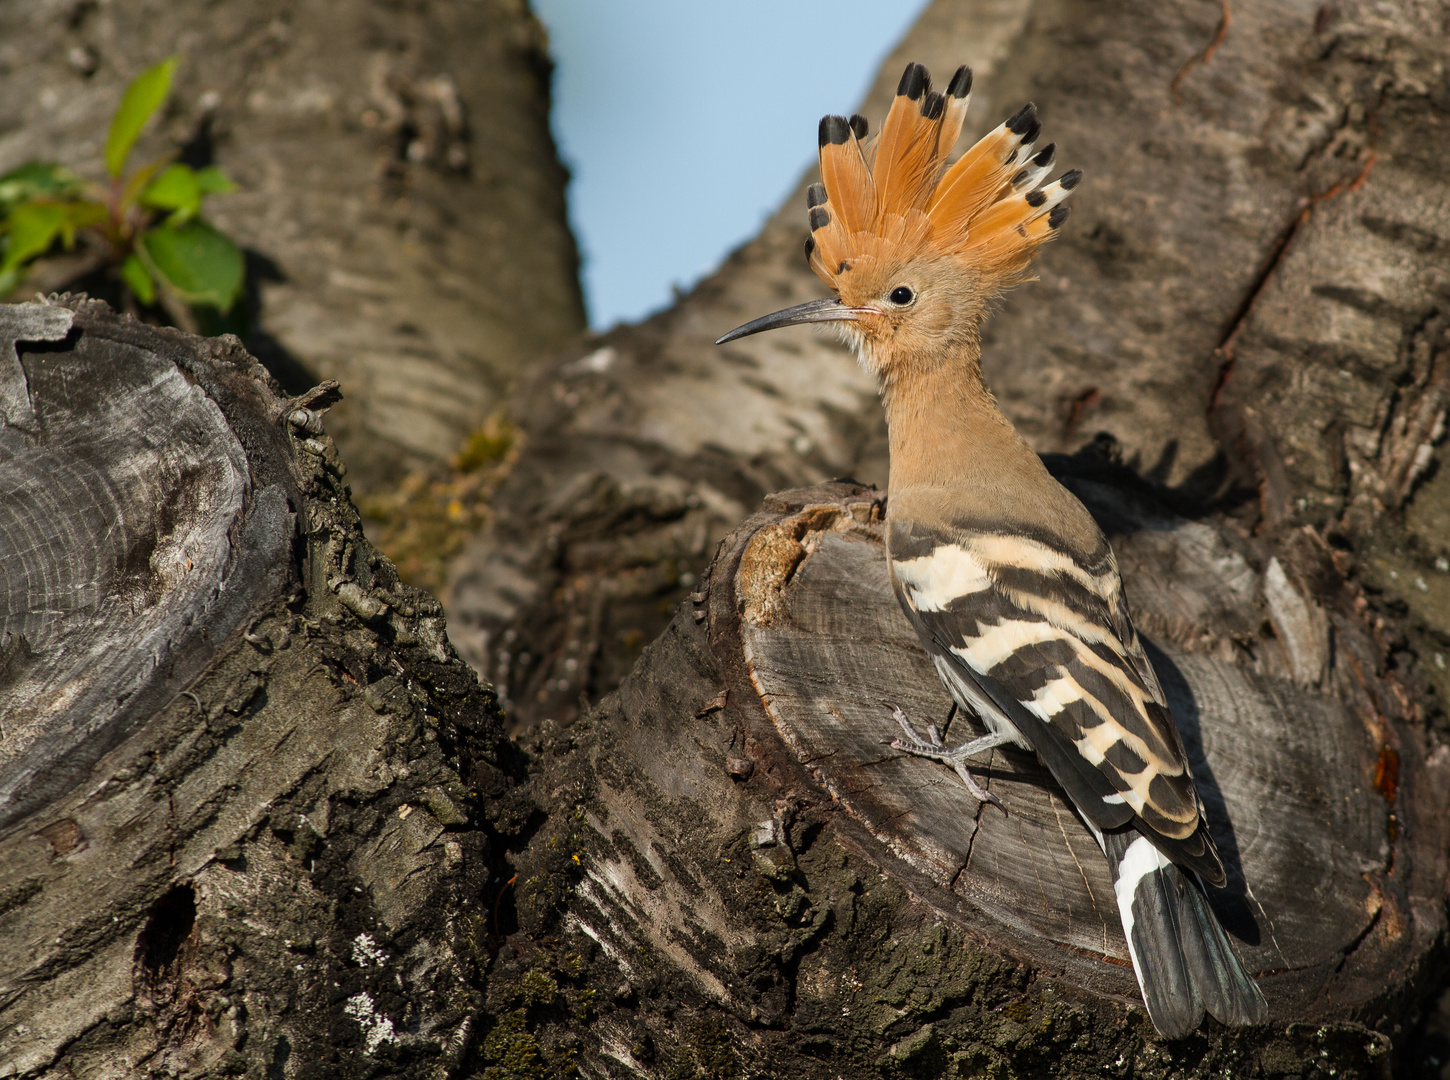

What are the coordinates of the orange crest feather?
(804, 62, 1080, 296)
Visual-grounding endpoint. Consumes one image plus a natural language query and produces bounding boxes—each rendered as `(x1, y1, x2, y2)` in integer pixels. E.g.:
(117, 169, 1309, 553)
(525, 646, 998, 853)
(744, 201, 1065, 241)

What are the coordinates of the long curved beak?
(715, 296, 862, 345)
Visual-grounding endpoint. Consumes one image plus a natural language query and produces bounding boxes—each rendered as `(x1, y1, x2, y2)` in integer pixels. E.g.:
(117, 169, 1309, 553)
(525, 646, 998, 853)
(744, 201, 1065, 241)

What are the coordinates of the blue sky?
(532, 1, 930, 330)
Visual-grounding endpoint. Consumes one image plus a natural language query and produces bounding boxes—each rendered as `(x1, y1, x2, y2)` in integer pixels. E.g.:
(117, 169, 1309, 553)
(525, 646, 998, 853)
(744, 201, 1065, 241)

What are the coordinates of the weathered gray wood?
(0, 299, 508, 1078)
(0, 303, 287, 830)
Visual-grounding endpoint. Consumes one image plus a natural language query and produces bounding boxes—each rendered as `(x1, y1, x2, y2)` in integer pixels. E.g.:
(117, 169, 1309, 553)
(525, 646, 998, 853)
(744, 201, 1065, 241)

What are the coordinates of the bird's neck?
(878, 343, 1090, 542)
(881, 347, 1034, 492)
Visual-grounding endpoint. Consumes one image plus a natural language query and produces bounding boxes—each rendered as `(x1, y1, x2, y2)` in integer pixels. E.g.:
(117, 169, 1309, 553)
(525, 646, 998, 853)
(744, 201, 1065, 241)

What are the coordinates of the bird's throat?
(878, 346, 1104, 552)
(881, 350, 1034, 496)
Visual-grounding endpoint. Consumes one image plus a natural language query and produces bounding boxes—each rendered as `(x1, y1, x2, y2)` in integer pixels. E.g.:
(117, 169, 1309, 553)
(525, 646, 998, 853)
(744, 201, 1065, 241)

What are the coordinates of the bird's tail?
(1105, 830, 1268, 1039)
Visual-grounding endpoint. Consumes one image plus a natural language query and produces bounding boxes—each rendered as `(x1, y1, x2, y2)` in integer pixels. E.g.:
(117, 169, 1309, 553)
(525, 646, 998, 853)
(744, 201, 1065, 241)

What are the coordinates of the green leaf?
(0, 202, 67, 273)
(60, 200, 108, 232)
(140, 163, 202, 221)
(0, 162, 79, 207)
(141, 219, 244, 311)
(105, 56, 177, 177)
(118, 156, 169, 215)
(120, 252, 157, 305)
(194, 166, 236, 196)
(57, 199, 107, 249)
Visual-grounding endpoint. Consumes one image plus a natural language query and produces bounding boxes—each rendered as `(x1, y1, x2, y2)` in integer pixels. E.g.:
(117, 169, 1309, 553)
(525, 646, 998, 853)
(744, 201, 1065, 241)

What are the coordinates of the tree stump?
(0, 299, 510, 1078)
(502, 477, 1449, 1078)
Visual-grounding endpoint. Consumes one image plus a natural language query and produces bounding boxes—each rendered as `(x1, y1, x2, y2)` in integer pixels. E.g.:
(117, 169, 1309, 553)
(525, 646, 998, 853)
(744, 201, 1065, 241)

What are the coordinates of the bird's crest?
(805, 62, 1079, 296)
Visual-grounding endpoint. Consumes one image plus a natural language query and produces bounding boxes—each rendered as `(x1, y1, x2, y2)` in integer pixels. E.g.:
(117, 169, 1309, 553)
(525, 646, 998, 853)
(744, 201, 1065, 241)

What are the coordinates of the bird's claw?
(883, 703, 1005, 813)
(883, 701, 945, 749)
(955, 763, 1007, 813)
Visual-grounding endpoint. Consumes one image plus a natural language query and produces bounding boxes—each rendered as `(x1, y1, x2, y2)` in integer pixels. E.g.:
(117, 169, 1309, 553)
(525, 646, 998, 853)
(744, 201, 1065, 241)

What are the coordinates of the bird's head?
(717, 62, 1079, 383)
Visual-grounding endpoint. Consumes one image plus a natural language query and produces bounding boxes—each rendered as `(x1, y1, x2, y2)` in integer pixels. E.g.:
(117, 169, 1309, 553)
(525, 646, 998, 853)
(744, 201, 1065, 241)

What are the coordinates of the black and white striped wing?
(887, 519, 1224, 885)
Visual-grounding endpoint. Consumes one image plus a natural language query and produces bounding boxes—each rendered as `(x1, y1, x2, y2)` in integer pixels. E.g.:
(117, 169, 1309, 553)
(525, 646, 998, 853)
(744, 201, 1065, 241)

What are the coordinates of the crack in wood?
(1171, 0, 1232, 103)
(800, 748, 840, 766)
(1017, 813, 1052, 916)
(953, 747, 998, 890)
(1050, 789, 1106, 953)
(1211, 154, 1380, 408)
(1208, 154, 1380, 522)
(855, 752, 903, 769)
(1244, 876, 1288, 970)
(1332, 902, 1385, 975)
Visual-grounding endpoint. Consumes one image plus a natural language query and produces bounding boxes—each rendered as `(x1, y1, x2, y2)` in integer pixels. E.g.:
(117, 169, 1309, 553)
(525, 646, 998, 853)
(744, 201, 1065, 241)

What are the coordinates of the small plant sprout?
(0, 56, 244, 315)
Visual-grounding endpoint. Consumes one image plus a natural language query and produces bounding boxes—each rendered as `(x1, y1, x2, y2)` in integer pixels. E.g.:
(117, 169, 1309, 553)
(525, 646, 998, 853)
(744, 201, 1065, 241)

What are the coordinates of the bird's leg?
(883, 702, 1008, 811)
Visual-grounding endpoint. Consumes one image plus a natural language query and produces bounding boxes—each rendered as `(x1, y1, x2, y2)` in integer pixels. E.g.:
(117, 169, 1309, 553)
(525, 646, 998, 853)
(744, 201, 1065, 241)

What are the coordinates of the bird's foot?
(883, 702, 1008, 812)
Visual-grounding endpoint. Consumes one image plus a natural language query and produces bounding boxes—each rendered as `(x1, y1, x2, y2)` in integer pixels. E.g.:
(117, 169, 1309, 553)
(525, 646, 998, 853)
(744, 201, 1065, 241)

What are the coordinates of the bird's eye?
(889, 285, 915, 305)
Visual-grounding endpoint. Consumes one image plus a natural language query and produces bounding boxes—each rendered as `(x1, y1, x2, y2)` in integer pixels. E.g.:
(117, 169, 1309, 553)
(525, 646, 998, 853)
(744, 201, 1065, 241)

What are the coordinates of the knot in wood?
(737, 503, 883, 627)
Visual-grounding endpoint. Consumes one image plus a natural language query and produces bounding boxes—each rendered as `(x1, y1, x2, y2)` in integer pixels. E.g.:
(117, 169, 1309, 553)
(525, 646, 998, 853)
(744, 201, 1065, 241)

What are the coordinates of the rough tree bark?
(0, 299, 516, 1077)
(0, 0, 585, 492)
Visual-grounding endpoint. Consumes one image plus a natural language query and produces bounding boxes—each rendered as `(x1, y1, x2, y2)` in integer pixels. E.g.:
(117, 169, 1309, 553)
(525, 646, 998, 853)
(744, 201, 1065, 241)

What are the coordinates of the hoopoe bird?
(717, 62, 1267, 1040)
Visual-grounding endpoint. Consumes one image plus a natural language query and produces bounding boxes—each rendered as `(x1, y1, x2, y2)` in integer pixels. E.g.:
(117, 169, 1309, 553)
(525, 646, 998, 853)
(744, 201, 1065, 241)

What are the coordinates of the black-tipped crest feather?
(819, 114, 851, 147)
(897, 62, 929, 99)
(1006, 102, 1038, 133)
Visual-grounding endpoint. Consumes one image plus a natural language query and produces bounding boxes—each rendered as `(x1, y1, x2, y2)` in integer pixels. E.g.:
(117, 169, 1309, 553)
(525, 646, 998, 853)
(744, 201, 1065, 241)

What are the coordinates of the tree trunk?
(492, 475, 1447, 1078)
(0, 0, 585, 492)
(0, 299, 514, 1077)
